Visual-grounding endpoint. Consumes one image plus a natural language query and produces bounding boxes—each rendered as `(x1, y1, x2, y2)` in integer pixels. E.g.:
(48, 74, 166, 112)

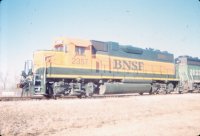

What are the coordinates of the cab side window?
(55, 45, 64, 51)
(54, 45, 67, 52)
(75, 46, 85, 55)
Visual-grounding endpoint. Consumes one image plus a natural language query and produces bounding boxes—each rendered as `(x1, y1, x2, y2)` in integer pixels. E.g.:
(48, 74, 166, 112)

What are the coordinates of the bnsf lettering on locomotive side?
(113, 59, 144, 70)
(190, 69, 200, 76)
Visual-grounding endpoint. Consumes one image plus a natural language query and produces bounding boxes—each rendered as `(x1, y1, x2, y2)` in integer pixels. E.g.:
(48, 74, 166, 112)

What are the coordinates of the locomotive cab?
(31, 38, 94, 97)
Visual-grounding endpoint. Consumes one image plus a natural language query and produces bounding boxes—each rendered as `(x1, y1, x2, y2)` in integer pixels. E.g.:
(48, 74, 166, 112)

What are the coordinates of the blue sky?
(0, 0, 200, 78)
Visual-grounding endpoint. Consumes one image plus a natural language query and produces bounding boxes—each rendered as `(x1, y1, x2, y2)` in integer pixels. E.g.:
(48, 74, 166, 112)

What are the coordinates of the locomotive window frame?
(54, 44, 64, 52)
(64, 44, 67, 53)
(75, 46, 85, 55)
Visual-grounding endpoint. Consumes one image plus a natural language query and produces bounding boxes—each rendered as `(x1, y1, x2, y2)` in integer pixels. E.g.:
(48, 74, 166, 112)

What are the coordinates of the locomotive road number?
(72, 57, 88, 65)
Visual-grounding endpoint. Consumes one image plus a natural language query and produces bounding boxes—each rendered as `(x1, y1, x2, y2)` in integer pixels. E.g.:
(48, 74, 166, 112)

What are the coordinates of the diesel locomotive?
(19, 37, 200, 97)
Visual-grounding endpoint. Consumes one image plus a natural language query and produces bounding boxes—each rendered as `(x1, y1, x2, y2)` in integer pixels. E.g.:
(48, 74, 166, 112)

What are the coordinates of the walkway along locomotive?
(19, 37, 200, 97)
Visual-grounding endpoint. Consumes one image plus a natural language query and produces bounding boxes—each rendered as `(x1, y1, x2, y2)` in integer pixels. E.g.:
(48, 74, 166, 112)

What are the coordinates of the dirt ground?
(0, 93, 200, 136)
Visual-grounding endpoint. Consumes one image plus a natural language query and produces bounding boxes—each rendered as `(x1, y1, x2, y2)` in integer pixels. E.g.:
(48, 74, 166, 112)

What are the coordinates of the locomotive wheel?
(139, 92, 143, 95)
(158, 89, 166, 94)
(167, 83, 174, 93)
(77, 95, 82, 98)
(46, 84, 55, 98)
(85, 82, 95, 97)
(188, 90, 193, 93)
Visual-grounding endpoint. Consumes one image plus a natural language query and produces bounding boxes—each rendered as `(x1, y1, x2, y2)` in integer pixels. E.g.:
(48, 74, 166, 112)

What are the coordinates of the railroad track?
(0, 96, 42, 101)
(0, 94, 137, 101)
(0, 95, 77, 101)
(0, 91, 199, 101)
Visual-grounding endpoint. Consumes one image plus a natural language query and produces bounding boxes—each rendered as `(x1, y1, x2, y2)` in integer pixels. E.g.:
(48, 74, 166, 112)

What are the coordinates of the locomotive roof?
(177, 55, 200, 61)
(176, 56, 200, 66)
(54, 37, 174, 63)
(54, 37, 91, 47)
(91, 40, 174, 63)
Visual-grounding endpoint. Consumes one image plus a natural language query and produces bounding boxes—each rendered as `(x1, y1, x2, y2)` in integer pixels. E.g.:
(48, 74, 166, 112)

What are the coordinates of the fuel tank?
(99, 83, 152, 95)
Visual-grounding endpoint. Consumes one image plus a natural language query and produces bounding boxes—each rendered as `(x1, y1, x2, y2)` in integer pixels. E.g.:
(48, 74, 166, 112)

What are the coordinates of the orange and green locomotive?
(20, 37, 180, 97)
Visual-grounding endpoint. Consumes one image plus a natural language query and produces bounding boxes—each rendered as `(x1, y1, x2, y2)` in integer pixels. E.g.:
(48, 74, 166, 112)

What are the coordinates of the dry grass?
(0, 94, 200, 136)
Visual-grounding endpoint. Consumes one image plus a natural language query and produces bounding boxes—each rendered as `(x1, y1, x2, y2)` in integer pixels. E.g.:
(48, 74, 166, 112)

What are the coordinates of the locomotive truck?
(19, 37, 200, 97)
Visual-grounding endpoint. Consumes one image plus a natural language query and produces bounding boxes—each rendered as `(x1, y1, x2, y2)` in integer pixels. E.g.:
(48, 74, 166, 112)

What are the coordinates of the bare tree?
(13, 72, 21, 89)
(0, 72, 3, 90)
(0, 72, 8, 90)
